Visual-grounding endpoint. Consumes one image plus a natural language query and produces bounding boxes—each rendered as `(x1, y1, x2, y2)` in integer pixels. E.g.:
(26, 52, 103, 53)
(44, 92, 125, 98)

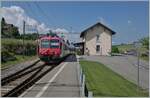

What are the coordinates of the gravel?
(1, 58, 39, 79)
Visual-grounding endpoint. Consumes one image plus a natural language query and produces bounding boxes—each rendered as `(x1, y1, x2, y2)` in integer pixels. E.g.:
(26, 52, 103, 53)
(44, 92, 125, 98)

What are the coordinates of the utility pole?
(134, 41, 141, 95)
(23, 20, 25, 58)
(36, 29, 39, 56)
(137, 48, 140, 94)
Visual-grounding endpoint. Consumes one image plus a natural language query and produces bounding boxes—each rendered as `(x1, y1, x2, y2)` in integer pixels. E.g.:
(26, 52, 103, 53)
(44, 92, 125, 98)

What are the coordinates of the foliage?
(111, 46, 119, 53)
(12, 26, 20, 37)
(140, 37, 149, 50)
(1, 17, 5, 35)
(20, 33, 39, 40)
(1, 50, 16, 63)
(1, 18, 40, 40)
(1, 17, 20, 38)
(1, 38, 37, 63)
(76, 49, 83, 55)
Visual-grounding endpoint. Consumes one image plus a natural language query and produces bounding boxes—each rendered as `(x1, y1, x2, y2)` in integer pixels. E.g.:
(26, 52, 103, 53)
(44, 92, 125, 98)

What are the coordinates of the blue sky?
(2, 1, 149, 45)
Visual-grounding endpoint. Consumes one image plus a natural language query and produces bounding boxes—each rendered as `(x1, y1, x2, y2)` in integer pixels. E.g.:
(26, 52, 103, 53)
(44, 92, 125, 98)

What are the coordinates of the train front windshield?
(41, 39, 59, 48)
(50, 40, 59, 48)
(41, 40, 49, 48)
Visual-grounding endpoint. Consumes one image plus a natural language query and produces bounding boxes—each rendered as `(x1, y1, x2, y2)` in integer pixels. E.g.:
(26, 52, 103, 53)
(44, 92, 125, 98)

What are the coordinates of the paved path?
(20, 55, 81, 97)
(81, 55, 149, 90)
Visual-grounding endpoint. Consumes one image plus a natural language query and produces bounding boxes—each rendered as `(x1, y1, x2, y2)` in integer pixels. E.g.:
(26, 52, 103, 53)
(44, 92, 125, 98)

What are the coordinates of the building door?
(96, 45, 100, 54)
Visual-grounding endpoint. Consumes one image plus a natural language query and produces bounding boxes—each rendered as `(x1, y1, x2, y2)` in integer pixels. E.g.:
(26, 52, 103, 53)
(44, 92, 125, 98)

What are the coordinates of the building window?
(96, 34, 100, 42)
(96, 45, 100, 52)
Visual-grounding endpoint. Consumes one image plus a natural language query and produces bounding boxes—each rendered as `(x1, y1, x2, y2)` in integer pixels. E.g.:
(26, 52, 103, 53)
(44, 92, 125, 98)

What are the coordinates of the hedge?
(1, 38, 37, 63)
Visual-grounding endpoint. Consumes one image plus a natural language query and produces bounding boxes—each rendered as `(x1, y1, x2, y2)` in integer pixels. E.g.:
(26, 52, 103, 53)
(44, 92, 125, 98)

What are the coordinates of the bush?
(2, 50, 16, 63)
(76, 49, 83, 55)
(140, 37, 149, 50)
(112, 46, 119, 53)
(2, 38, 37, 55)
(141, 52, 149, 57)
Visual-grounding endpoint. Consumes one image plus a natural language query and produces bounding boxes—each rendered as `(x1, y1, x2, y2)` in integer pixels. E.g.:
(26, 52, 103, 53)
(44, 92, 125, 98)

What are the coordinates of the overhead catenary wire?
(25, 2, 81, 42)
(24, 2, 41, 33)
(34, 2, 55, 27)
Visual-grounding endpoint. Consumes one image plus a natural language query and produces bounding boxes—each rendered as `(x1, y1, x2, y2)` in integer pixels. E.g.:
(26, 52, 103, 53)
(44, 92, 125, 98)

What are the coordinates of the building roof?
(73, 42, 84, 45)
(80, 22, 116, 37)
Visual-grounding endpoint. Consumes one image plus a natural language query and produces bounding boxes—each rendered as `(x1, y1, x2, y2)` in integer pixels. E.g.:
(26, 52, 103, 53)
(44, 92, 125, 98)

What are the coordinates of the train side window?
(60, 42, 62, 49)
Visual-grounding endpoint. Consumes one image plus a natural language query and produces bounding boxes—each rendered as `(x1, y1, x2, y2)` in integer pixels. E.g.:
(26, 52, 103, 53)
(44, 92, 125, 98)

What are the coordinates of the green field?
(80, 60, 149, 97)
(115, 44, 147, 53)
(115, 44, 148, 61)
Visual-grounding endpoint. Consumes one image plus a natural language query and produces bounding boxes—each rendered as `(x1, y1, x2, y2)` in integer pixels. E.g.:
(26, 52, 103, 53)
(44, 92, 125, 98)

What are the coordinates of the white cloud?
(1, 6, 49, 33)
(52, 28, 69, 33)
(1, 6, 72, 41)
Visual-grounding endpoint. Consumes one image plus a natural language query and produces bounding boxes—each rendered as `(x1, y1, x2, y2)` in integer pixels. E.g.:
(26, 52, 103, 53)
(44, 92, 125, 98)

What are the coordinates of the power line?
(25, 2, 36, 19)
(56, 32, 80, 34)
(25, 2, 80, 39)
(34, 2, 55, 27)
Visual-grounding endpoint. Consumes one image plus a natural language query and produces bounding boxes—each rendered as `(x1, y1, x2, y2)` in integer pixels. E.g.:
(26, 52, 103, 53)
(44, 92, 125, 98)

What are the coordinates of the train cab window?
(50, 40, 59, 48)
(41, 40, 49, 48)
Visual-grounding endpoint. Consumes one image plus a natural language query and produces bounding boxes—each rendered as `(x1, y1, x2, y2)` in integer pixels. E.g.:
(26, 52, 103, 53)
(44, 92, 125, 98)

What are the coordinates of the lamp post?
(133, 41, 142, 94)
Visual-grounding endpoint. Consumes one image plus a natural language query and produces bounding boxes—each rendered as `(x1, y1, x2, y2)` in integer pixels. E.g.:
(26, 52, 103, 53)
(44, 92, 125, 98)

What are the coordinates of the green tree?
(112, 46, 119, 53)
(140, 37, 149, 50)
(1, 17, 6, 36)
(12, 26, 20, 38)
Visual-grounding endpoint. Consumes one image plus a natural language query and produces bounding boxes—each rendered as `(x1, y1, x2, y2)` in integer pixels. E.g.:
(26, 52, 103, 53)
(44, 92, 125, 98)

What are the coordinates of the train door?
(60, 42, 63, 57)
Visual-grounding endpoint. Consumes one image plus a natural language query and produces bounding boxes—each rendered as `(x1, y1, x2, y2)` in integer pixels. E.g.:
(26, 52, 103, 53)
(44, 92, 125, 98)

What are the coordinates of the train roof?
(40, 36, 61, 40)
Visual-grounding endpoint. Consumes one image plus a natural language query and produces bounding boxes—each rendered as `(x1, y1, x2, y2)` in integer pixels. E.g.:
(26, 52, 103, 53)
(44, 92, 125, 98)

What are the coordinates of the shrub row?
(2, 38, 37, 63)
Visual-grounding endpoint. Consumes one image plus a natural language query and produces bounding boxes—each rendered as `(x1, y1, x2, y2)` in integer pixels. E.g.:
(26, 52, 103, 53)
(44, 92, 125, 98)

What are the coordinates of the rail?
(1, 61, 61, 97)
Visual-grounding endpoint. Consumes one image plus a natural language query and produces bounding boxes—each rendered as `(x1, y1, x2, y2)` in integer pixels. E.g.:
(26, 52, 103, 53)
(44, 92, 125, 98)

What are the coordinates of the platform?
(20, 55, 81, 97)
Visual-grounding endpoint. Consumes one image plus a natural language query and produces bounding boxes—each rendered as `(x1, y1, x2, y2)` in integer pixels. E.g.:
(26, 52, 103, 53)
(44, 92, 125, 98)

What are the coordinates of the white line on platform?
(19, 62, 67, 97)
(35, 62, 68, 97)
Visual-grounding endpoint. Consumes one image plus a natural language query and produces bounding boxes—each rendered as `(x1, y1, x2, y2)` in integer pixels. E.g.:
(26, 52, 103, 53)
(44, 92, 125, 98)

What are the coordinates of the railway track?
(1, 66, 43, 96)
(1, 60, 40, 85)
(1, 60, 60, 97)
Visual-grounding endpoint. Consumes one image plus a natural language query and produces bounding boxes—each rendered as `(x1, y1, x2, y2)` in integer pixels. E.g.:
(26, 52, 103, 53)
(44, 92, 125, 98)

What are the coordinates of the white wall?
(84, 25, 112, 55)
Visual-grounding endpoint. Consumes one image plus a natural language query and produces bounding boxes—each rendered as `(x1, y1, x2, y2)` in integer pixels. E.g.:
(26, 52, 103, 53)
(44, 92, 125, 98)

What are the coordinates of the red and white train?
(37, 35, 74, 63)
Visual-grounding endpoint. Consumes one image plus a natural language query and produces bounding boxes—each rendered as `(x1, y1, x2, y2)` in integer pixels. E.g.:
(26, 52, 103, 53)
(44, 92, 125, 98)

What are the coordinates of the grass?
(115, 44, 147, 53)
(1, 55, 37, 70)
(80, 60, 149, 97)
(1, 38, 37, 69)
(1, 38, 35, 44)
(115, 44, 149, 61)
(140, 56, 149, 61)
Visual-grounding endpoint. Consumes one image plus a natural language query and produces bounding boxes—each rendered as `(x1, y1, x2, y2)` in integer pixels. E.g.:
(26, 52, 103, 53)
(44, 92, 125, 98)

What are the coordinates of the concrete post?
(82, 74, 85, 97)
(88, 91, 93, 98)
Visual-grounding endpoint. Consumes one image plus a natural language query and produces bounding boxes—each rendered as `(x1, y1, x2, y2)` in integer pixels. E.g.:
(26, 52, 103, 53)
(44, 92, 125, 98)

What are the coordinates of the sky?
(1, 1, 149, 45)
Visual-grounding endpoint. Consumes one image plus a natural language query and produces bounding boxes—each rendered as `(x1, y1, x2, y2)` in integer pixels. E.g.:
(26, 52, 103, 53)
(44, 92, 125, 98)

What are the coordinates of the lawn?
(80, 60, 149, 97)
(115, 44, 147, 53)
(1, 55, 37, 69)
(115, 44, 149, 61)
